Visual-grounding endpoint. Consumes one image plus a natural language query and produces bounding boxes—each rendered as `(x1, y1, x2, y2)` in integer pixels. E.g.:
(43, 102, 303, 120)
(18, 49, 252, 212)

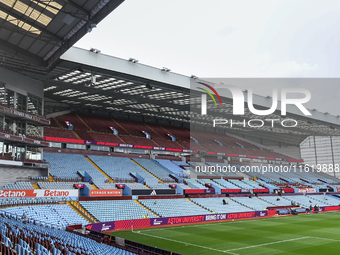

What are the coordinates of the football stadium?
(0, 1, 340, 255)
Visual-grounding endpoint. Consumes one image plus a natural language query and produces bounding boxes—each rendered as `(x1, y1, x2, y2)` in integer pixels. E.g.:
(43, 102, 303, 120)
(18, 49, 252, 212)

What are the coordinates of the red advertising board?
(90, 189, 122, 197)
(282, 188, 295, 193)
(253, 189, 269, 193)
(0, 189, 78, 198)
(184, 189, 205, 194)
(297, 188, 316, 193)
(221, 189, 241, 193)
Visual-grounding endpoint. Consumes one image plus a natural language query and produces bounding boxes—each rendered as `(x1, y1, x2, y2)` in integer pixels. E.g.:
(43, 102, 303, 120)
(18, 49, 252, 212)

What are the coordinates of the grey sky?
(74, 0, 340, 114)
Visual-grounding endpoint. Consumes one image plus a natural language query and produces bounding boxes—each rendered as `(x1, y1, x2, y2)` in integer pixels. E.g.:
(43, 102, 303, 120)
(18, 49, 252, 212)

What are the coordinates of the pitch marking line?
(308, 236, 340, 242)
(224, 237, 310, 252)
(132, 230, 239, 255)
(224, 236, 340, 252)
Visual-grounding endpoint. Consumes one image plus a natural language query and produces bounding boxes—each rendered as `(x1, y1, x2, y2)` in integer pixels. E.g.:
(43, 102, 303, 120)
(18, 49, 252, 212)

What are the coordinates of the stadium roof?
(0, 0, 124, 71)
(9, 47, 338, 147)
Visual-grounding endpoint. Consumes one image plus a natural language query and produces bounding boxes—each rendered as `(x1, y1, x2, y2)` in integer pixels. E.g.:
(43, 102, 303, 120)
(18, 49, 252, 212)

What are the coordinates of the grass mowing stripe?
(224, 237, 310, 252)
(132, 230, 240, 255)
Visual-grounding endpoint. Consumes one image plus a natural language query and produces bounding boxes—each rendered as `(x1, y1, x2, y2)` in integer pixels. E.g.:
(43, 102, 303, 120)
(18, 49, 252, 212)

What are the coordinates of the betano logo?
(197, 82, 312, 128)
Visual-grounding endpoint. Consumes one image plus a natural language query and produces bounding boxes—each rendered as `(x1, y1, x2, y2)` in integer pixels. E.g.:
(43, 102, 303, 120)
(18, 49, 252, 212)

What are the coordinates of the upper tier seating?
(55, 113, 89, 131)
(44, 127, 78, 139)
(45, 113, 293, 159)
(140, 198, 209, 217)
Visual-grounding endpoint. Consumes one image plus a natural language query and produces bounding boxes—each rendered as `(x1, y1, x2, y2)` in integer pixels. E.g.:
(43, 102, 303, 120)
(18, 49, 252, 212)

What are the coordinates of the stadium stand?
(230, 196, 274, 211)
(184, 179, 206, 189)
(79, 200, 152, 222)
(0, 167, 47, 188)
(191, 197, 252, 213)
(44, 113, 294, 160)
(44, 153, 108, 186)
(139, 198, 209, 217)
(1, 182, 34, 190)
(213, 179, 241, 189)
(0, 214, 135, 255)
(155, 159, 188, 177)
(132, 158, 175, 182)
(1, 204, 89, 228)
(87, 155, 160, 186)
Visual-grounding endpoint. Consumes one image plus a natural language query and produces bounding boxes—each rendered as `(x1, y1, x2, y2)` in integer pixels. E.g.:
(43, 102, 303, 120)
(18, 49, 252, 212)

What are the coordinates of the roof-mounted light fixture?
(128, 58, 139, 63)
(161, 67, 171, 72)
(90, 48, 101, 54)
(145, 83, 153, 90)
(87, 23, 97, 33)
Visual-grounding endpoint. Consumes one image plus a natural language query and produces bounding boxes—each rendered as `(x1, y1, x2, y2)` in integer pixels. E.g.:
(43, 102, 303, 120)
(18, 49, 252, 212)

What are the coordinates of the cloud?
(263, 61, 319, 77)
(216, 27, 236, 37)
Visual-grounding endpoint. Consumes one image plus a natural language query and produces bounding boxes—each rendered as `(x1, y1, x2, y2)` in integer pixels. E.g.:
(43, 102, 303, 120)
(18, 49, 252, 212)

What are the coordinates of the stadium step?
(32, 184, 40, 189)
(91, 184, 98, 189)
(145, 124, 166, 139)
(85, 157, 115, 183)
(53, 117, 64, 128)
(111, 118, 131, 135)
(131, 159, 164, 183)
(134, 200, 160, 217)
(234, 171, 250, 180)
(76, 114, 93, 131)
(72, 131, 82, 140)
(48, 174, 55, 182)
(67, 201, 99, 223)
(187, 198, 212, 212)
(229, 197, 256, 211)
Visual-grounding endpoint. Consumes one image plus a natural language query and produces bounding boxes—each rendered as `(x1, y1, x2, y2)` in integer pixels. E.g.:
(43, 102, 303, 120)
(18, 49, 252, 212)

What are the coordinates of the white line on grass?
(132, 230, 240, 255)
(223, 236, 340, 252)
(308, 236, 340, 242)
(224, 236, 310, 252)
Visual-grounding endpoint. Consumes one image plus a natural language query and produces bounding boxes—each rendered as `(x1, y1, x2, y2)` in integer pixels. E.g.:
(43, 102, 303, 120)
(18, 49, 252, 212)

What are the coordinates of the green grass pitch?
(111, 212, 340, 255)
